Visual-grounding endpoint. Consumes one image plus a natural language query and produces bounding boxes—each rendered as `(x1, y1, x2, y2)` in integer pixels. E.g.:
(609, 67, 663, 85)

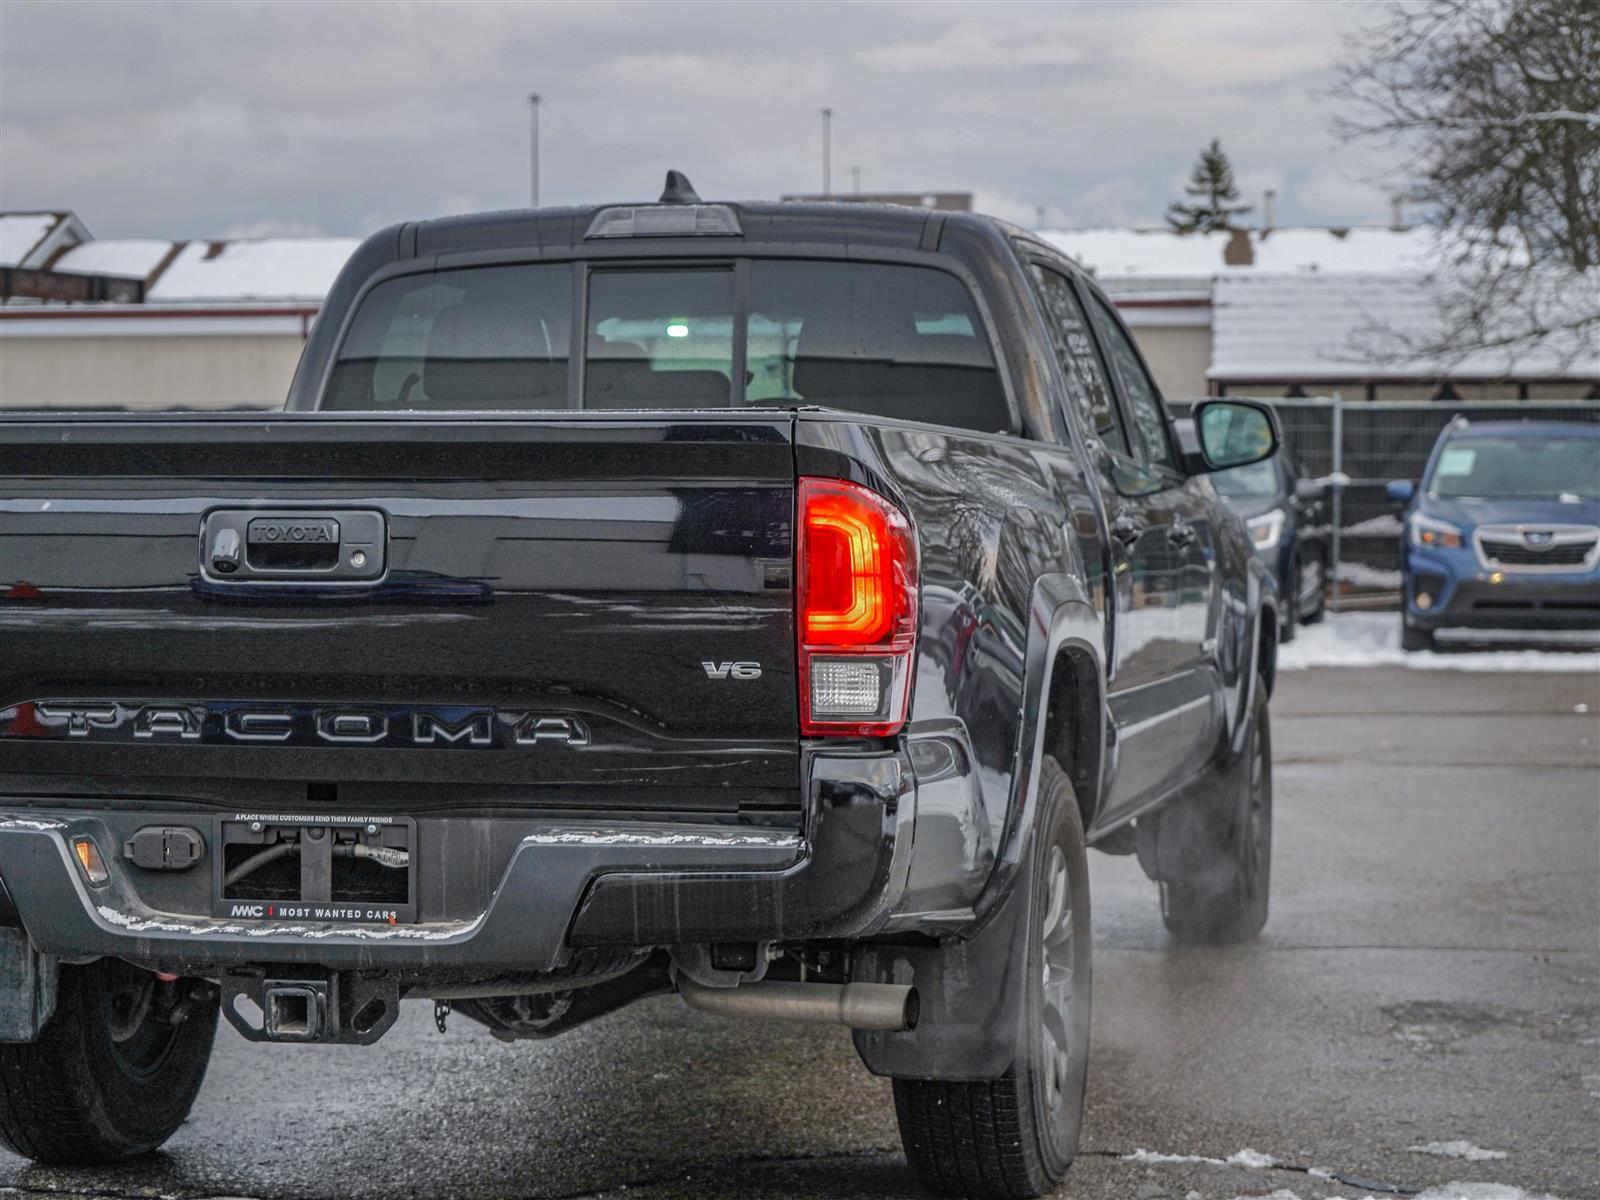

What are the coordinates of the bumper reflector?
(72, 836, 110, 885)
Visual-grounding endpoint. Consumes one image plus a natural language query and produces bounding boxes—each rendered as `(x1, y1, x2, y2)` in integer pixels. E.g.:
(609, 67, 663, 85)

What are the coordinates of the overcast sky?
(0, 0, 1403, 241)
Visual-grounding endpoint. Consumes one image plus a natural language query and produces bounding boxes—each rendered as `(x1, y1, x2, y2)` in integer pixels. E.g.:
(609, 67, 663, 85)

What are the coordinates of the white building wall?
(1126, 325, 1213, 400)
(0, 333, 304, 411)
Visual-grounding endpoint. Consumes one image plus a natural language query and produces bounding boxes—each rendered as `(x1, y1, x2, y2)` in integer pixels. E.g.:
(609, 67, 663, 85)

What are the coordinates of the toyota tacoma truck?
(0, 175, 1279, 1200)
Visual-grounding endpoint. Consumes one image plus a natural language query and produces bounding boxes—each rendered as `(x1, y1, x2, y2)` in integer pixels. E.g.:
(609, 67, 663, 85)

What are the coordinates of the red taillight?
(797, 477, 918, 737)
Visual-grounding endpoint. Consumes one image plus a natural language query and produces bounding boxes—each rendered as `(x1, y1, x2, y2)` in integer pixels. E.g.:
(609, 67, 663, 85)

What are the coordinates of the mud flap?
(849, 855, 1034, 1081)
(0, 926, 56, 1043)
(1136, 709, 1251, 892)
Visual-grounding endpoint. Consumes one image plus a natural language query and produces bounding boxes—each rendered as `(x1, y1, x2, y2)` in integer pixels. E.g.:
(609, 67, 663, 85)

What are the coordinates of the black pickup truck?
(0, 176, 1279, 1200)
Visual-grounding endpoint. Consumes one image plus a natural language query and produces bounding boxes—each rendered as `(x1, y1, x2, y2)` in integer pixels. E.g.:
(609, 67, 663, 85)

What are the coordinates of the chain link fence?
(1171, 396, 1600, 607)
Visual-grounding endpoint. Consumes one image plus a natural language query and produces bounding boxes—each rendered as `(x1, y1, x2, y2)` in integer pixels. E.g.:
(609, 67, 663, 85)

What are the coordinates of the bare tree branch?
(1329, 0, 1600, 374)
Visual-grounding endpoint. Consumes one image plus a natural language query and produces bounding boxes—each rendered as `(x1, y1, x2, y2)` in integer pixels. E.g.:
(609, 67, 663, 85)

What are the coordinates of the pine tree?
(1166, 138, 1253, 234)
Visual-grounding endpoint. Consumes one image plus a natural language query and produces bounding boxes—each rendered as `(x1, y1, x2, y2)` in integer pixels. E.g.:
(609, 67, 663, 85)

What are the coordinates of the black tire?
(893, 756, 1091, 1199)
(0, 959, 218, 1164)
(1400, 619, 1432, 653)
(1299, 555, 1327, 625)
(1278, 562, 1299, 644)
(1161, 677, 1272, 944)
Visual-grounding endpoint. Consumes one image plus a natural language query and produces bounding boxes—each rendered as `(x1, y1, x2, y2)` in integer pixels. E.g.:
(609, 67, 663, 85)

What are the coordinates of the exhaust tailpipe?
(678, 977, 917, 1031)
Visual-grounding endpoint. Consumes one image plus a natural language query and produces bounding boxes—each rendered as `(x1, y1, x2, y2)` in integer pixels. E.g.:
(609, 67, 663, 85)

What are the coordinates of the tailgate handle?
(201, 510, 386, 581)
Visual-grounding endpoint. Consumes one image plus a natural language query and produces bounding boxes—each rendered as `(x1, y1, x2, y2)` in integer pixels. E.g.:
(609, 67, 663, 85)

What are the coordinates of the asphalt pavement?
(3, 664, 1596, 1200)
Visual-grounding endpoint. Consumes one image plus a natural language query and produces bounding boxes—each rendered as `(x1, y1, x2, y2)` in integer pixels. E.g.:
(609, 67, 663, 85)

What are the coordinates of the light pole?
(820, 107, 833, 197)
(528, 93, 542, 208)
(851, 166, 861, 197)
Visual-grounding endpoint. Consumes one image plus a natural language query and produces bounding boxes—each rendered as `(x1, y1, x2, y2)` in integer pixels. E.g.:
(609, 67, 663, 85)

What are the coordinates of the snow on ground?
(1343, 513, 1405, 537)
(1124, 1149, 1278, 1168)
(1124, 1144, 1562, 1200)
(1409, 1142, 1509, 1162)
(1278, 613, 1600, 674)
(1228, 1188, 1565, 1200)
(1333, 562, 1404, 590)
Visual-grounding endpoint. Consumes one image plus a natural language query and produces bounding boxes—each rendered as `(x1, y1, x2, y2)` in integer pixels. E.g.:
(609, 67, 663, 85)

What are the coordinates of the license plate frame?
(212, 812, 417, 924)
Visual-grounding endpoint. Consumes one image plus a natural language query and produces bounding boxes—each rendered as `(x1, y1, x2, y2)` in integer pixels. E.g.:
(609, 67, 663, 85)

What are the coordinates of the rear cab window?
(322, 259, 1011, 435)
(324, 264, 572, 411)
(746, 261, 1008, 433)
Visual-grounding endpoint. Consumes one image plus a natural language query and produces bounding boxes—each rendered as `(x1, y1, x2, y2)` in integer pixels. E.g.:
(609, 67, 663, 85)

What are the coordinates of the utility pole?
(1035, 205, 1045, 230)
(820, 107, 833, 197)
(851, 166, 861, 196)
(528, 93, 542, 208)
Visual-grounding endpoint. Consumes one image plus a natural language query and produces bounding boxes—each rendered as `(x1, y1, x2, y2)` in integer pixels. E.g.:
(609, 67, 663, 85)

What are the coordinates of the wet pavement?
(3, 665, 1597, 1200)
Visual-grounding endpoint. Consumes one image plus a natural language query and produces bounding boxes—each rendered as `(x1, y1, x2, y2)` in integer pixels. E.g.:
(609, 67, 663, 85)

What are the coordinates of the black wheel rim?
(1039, 844, 1075, 1114)
(102, 961, 181, 1076)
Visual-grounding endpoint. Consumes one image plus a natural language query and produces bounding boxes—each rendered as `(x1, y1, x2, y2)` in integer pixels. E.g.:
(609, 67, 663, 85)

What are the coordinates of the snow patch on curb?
(1123, 1148, 1277, 1168)
(1228, 1149, 1280, 1168)
(1278, 613, 1600, 673)
(1224, 1187, 1565, 1200)
(1408, 1141, 1509, 1162)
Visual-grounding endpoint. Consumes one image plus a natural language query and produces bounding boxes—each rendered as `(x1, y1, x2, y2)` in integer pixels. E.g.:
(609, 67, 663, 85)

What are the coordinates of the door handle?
(1168, 519, 1195, 548)
(1111, 511, 1144, 546)
(200, 509, 386, 582)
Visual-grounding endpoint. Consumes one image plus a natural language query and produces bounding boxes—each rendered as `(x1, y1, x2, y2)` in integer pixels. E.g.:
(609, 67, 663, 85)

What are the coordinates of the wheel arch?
(1226, 557, 1278, 757)
(1039, 642, 1105, 837)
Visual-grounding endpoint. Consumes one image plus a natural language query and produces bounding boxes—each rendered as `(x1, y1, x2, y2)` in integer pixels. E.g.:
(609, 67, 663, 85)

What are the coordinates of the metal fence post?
(1329, 391, 1344, 614)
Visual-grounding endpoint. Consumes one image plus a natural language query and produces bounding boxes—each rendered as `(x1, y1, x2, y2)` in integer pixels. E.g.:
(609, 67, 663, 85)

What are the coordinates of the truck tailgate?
(0, 414, 799, 813)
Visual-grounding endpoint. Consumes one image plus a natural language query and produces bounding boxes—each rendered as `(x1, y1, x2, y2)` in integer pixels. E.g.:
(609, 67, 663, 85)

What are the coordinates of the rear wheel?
(893, 757, 1091, 1199)
(1160, 677, 1272, 944)
(0, 959, 218, 1164)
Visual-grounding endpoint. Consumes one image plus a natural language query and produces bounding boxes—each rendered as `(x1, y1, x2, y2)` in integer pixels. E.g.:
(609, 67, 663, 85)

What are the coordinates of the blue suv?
(1387, 420, 1600, 650)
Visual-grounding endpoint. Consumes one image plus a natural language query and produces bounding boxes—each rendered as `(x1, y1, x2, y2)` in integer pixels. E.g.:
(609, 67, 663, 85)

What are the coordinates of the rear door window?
(1029, 264, 1127, 453)
(1087, 292, 1177, 473)
(746, 261, 1009, 434)
(323, 263, 572, 410)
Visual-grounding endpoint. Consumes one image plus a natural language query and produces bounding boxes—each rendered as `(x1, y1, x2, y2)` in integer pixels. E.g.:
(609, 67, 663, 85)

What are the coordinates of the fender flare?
(971, 572, 1105, 929)
(1230, 556, 1277, 758)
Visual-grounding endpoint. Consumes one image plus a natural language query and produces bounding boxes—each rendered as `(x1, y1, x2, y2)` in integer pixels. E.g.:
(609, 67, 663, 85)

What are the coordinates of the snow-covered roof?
(52, 239, 176, 282)
(1042, 228, 1231, 277)
(1209, 273, 1600, 382)
(1252, 227, 1437, 273)
(1041, 226, 1438, 280)
(1, 213, 73, 267)
(146, 238, 359, 303)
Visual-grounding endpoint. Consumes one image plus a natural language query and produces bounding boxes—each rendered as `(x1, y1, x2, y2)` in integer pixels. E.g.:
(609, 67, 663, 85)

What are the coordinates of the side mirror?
(1186, 400, 1279, 474)
(1385, 479, 1416, 505)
